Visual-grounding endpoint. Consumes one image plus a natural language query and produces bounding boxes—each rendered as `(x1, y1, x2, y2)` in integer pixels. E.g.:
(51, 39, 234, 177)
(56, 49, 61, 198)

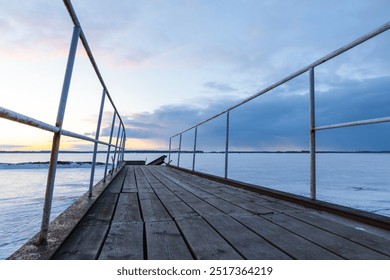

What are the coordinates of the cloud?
(0, 144, 29, 150)
(2, 0, 390, 154)
(0, 1, 76, 61)
(203, 81, 237, 93)
(118, 75, 390, 151)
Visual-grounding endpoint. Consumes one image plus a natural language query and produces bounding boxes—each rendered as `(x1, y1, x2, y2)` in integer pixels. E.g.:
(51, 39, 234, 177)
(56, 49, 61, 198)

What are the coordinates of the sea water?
(172, 152, 390, 216)
(0, 152, 389, 259)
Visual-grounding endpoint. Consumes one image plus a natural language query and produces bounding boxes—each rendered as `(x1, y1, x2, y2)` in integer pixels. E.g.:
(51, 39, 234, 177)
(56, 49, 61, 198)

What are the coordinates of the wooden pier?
(8, 165, 390, 260)
(42, 165, 389, 260)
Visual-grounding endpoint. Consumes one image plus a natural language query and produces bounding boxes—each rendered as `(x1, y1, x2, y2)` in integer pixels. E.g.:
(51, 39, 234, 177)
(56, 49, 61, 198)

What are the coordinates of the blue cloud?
(119, 76, 390, 151)
(203, 81, 237, 92)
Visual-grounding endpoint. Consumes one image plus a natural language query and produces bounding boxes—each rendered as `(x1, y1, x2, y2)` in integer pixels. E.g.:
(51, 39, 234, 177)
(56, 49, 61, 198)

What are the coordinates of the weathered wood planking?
(51, 165, 390, 260)
(51, 166, 126, 260)
(202, 213, 292, 260)
(263, 212, 389, 259)
(122, 166, 137, 192)
(134, 166, 154, 192)
(138, 192, 172, 222)
(234, 214, 342, 260)
(112, 193, 142, 222)
(145, 221, 193, 260)
(285, 210, 390, 256)
(176, 216, 244, 260)
(52, 223, 110, 260)
(99, 221, 144, 260)
(52, 189, 119, 259)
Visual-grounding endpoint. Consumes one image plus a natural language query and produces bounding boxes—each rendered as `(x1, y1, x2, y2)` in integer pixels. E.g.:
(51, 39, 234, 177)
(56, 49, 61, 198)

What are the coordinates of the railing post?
(192, 126, 198, 171)
(39, 26, 80, 244)
(168, 137, 172, 164)
(177, 133, 182, 167)
(120, 128, 126, 163)
(104, 112, 116, 181)
(112, 124, 121, 170)
(123, 126, 126, 163)
(122, 128, 126, 163)
(224, 110, 230, 179)
(117, 127, 125, 166)
(89, 89, 106, 196)
(309, 67, 316, 200)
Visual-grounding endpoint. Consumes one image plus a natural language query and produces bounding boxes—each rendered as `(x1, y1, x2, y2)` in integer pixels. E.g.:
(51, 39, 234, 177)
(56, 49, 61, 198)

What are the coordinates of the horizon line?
(1, 150, 390, 154)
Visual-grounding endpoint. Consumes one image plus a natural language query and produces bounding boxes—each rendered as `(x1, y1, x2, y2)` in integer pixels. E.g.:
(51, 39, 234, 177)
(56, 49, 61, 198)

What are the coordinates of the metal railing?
(169, 21, 390, 200)
(0, 0, 126, 243)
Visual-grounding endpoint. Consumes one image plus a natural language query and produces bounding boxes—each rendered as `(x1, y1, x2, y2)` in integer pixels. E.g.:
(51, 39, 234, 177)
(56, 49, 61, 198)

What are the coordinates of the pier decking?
(48, 165, 390, 260)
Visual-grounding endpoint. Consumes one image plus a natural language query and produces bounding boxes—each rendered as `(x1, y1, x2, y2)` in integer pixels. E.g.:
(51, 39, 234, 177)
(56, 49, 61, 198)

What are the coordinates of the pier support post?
(309, 67, 317, 200)
(39, 26, 80, 244)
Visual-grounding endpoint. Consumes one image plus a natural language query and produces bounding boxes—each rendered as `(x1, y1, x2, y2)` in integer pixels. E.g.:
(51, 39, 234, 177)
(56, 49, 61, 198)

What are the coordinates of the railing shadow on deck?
(169, 21, 390, 216)
(0, 0, 126, 244)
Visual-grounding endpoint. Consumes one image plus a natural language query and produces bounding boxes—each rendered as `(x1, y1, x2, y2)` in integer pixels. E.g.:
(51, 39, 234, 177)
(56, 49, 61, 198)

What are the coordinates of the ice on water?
(0, 152, 389, 259)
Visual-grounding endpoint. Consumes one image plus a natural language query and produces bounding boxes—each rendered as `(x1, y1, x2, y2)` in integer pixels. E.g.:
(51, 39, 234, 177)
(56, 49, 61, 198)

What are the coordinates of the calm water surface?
(0, 152, 389, 259)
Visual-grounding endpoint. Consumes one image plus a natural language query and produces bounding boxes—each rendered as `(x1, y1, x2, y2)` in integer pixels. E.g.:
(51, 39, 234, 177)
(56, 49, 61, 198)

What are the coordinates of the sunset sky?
(0, 0, 389, 151)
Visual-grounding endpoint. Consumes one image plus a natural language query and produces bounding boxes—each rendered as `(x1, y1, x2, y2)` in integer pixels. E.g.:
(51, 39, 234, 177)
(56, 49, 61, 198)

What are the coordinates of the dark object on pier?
(147, 155, 167, 165)
(125, 160, 146, 165)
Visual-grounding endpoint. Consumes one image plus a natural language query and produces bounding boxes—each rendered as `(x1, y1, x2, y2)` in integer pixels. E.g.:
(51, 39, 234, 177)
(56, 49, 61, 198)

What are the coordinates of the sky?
(0, 0, 390, 151)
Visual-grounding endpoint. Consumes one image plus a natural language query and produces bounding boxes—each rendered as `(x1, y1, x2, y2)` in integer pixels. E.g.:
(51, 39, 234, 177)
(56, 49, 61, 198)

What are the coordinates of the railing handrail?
(0, 106, 119, 147)
(0, 0, 127, 244)
(63, 0, 124, 126)
(168, 21, 390, 205)
(170, 21, 390, 138)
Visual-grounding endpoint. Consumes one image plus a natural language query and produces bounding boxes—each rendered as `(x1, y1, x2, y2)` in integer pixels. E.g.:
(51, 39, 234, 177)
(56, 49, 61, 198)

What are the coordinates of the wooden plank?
(235, 214, 342, 259)
(140, 168, 200, 219)
(122, 166, 138, 192)
(176, 195, 224, 216)
(134, 166, 154, 192)
(142, 166, 165, 186)
(105, 166, 127, 194)
(145, 221, 193, 260)
(204, 197, 253, 216)
(203, 214, 291, 259)
(166, 167, 305, 212)
(285, 211, 390, 256)
(78, 193, 119, 226)
(52, 223, 109, 260)
(263, 213, 390, 259)
(176, 216, 244, 260)
(160, 196, 199, 219)
(167, 168, 301, 213)
(159, 168, 274, 215)
(138, 192, 172, 222)
(112, 193, 142, 222)
(141, 167, 176, 196)
(98, 221, 144, 260)
(150, 168, 227, 215)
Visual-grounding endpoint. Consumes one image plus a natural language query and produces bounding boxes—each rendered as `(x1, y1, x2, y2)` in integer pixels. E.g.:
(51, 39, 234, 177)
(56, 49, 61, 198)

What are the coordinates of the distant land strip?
(1, 150, 390, 154)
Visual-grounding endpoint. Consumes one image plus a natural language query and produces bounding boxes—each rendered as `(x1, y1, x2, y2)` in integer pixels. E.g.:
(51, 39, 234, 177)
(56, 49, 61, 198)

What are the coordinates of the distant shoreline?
(1, 150, 390, 154)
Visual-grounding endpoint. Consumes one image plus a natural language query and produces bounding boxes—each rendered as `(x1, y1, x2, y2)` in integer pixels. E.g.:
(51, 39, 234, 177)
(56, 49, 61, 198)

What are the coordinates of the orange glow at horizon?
(125, 138, 167, 151)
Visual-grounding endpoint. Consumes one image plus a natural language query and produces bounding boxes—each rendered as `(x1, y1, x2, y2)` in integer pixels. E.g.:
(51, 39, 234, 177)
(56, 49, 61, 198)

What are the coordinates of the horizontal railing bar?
(315, 117, 390, 131)
(0, 106, 123, 148)
(0, 106, 60, 133)
(61, 129, 112, 146)
(63, 0, 125, 128)
(170, 21, 390, 138)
